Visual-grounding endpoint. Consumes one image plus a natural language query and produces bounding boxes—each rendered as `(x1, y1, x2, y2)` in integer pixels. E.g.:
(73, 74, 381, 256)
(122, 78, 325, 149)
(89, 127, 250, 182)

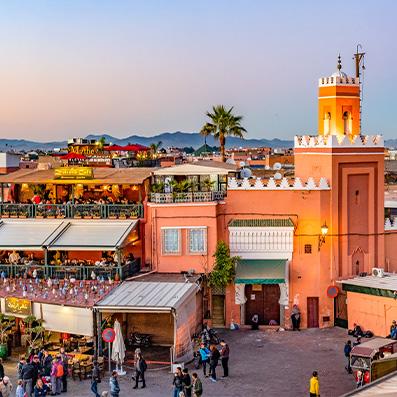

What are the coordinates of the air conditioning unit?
(372, 267, 385, 278)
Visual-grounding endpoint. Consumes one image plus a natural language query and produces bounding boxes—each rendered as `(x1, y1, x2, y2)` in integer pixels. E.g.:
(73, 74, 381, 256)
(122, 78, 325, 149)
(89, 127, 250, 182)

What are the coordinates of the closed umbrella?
(111, 319, 126, 375)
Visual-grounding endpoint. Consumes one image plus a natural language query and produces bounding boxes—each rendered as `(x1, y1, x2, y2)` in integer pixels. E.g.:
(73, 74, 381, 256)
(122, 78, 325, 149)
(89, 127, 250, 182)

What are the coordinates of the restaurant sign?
(54, 167, 94, 180)
(5, 297, 32, 316)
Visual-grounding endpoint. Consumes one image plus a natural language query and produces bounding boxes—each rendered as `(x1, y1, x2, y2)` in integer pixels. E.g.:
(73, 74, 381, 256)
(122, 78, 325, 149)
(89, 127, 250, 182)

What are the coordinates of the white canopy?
(45, 220, 138, 251)
(0, 219, 65, 250)
(154, 163, 233, 176)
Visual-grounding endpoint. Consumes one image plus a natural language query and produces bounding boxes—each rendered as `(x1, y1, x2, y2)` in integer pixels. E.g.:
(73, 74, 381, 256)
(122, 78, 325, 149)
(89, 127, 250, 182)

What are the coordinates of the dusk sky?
(0, 0, 396, 141)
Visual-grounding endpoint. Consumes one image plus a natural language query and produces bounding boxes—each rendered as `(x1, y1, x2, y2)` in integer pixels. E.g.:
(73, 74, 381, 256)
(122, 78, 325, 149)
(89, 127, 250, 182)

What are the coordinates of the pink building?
(145, 61, 388, 331)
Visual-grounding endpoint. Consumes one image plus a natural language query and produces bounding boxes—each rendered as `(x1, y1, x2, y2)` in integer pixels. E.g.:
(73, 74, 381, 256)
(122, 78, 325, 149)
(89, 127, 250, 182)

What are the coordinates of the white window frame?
(187, 227, 207, 254)
(161, 228, 181, 255)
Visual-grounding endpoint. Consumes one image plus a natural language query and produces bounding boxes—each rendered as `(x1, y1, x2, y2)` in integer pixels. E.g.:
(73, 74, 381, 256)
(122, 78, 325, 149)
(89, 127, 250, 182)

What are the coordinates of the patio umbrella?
(111, 319, 126, 375)
(123, 144, 149, 151)
(60, 152, 86, 160)
(103, 144, 125, 151)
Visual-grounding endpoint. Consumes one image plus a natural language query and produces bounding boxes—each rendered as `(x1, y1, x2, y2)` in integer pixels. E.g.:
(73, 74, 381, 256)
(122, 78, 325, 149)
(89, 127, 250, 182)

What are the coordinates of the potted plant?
(22, 315, 45, 355)
(0, 314, 15, 359)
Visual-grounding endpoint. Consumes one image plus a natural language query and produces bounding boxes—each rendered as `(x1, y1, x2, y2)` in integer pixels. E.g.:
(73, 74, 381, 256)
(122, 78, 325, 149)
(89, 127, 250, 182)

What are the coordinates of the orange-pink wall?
(346, 291, 397, 336)
(384, 231, 397, 272)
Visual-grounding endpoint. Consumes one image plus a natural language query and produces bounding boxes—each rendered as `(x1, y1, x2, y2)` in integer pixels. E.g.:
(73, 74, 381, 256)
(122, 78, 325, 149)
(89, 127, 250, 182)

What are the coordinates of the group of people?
(15, 349, 68, 397)
(172, 368, 202, 397)
(197, 340, 229, 382)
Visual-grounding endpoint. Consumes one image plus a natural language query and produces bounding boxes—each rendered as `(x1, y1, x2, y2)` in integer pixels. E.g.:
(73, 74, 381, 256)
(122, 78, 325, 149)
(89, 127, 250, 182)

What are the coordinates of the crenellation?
(294, 134, 383, 148)
(228, 176, 330, 190)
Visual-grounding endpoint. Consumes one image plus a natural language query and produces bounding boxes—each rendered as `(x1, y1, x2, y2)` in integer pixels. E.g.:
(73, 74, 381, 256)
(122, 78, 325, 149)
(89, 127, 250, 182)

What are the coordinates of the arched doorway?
(343, 111, 352, 135)
(352, 247, 365, 275)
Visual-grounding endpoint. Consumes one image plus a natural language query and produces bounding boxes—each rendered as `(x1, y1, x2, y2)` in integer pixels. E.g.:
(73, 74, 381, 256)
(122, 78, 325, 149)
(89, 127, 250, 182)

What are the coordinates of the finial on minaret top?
(337, 54, 342, 71)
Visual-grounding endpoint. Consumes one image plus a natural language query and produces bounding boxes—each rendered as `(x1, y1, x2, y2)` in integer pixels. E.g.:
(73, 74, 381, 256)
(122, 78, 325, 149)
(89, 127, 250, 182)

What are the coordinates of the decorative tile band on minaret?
(294, 134, 384, 148)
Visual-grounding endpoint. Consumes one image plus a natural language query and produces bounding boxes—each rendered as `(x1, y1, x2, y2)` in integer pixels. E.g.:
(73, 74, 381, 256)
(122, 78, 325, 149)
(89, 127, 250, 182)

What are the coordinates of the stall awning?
(0, 219, 65, 250)
(95, 281, 198, 312)
(45, 220, 138, 251)
(235, 259, 286, 284)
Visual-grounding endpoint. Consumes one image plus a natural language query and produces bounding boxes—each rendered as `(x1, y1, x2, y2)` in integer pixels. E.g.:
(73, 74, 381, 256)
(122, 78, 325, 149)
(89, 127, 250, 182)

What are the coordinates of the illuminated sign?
(68, 145, 102, 156)
(5, 297, 31, 316)
(54, 167, 94, 180)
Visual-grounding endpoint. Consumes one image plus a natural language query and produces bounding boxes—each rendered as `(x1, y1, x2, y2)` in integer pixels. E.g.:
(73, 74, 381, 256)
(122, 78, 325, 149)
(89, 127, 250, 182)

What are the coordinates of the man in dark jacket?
(220, 340, 230, 377)
(182, 368, 192, 397)
(60, 347, 68, 393)
(21, 360, 37, 397)
(133, 352, 146, 389)
(91, 361, 101, 397)
(209, 345, 220, 382)
(40, 351, 53, 377)
(344, 340, 352, 374)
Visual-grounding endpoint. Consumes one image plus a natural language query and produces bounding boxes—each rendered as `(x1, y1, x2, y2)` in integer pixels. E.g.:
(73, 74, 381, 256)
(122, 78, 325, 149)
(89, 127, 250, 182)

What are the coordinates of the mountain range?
(0, 132, 294, 152)
(0, 132, 396, 152)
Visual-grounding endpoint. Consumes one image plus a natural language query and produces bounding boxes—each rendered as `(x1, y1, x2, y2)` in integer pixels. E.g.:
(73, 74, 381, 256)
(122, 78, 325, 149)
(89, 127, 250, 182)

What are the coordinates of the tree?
(97, 136, 106, 150)
(23, 315, 46, 352)
(208, 241, 238, 288)
(150, 141, 162, 158)
(200, 105, 246, 162)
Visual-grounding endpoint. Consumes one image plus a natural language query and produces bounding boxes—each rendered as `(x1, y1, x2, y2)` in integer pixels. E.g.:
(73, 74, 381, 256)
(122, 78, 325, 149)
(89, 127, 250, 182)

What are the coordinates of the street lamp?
(318, 221, 328, 251)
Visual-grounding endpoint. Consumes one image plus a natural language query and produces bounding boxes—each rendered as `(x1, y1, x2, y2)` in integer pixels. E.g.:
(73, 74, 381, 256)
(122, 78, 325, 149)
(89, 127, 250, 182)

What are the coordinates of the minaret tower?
(318, 55, 361, 137)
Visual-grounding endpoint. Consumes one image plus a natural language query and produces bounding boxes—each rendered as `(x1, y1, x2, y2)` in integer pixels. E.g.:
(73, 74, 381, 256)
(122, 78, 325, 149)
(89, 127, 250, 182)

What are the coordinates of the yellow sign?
(69, 145, 102, 156)
(5, 297, 31, 316)
(54, 167, 94, 180)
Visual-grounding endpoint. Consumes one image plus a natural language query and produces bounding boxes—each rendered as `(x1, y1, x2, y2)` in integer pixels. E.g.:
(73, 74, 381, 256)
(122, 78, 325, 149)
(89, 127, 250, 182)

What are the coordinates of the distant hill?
(0, 132, 294, 152)
(1, 132, 394, 152)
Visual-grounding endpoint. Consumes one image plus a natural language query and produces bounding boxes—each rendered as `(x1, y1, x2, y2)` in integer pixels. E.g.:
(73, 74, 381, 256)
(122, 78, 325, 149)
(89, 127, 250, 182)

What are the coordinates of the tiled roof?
(229, 218, 294, 227)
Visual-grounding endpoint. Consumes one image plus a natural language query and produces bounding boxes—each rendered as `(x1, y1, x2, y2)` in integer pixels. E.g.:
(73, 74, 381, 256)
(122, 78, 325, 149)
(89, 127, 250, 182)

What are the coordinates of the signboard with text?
(54, 167, 94, 180)
(5, 297, 32, 316)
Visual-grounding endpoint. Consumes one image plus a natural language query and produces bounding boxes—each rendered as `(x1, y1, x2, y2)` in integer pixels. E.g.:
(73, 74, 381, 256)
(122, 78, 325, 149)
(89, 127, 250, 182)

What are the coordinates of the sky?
(0, 0, 396, 141)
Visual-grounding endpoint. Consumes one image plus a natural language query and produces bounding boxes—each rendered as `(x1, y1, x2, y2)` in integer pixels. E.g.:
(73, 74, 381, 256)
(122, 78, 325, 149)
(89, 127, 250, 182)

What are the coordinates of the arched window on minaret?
(343, 111, 352, 135)
(323, 112, 331, 135)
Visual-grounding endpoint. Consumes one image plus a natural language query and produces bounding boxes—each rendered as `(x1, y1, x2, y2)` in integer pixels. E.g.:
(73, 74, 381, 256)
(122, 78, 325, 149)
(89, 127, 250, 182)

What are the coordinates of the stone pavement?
(4, 327, 357, 397)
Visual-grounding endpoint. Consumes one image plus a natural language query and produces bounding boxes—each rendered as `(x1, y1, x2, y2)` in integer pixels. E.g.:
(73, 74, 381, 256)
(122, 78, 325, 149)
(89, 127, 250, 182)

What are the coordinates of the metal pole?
(117, 249, 122, 280)
(108, 342, 111, 373)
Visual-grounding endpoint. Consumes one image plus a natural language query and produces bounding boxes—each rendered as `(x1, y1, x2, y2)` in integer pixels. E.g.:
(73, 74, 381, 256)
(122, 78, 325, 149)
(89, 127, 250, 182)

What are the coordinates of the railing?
(0, 260, 140, 280)
(150, 191, 226, 204)
(0, 203, 144, 219)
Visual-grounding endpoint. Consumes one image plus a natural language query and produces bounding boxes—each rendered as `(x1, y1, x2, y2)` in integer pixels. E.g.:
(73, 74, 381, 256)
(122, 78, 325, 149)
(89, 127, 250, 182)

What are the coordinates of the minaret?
(318, 55, 361, 137)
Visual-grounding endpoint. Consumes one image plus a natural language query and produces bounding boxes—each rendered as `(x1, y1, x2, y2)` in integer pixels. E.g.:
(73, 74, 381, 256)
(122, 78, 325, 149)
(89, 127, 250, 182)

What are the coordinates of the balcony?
(0, 260, 140, 280)
(0, 203, 144, 219)
(149, 191, 226, 204)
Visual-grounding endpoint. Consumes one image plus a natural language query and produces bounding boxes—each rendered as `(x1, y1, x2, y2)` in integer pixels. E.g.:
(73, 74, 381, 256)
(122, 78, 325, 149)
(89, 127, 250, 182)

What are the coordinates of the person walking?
(55, 356, 63, 395)
(109, 371, 120, 397)
(198, 344, 210, 378)
(0, 376, 12, 397)
(220, 340, 230, 377)
(390, 320, 397, 340)
(182, 368, 192, 397)
(309, 371, 320, 397)
(344, 340, 352, 374)
(133, 352, 147, 389)
(209, 345, 220, 383)
(172, 367, 183, 397)
(192, 373, 202, 397)
(17, 356, 25, 380)
(50, 359, 58, 396)
(91, 361, 101, 397)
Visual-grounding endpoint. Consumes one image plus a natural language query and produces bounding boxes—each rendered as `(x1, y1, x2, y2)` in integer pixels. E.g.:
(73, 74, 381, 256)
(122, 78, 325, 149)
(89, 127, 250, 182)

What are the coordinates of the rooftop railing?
(149, 191, 226, 204)
(0, 203, 144, 219)
(0, 260, 140, 280)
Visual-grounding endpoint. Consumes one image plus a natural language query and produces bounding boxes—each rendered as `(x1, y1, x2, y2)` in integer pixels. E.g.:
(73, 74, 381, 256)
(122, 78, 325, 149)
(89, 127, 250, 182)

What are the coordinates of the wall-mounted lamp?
(318, 221, 329, 251)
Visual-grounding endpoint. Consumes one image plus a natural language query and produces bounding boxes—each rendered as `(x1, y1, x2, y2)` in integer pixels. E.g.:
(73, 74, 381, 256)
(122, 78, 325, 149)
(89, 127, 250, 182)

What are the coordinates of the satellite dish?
(247, 157, 252, 161)
(226, 158, 236, 165)
(265, 165, 270, 170)
(274, 172, 282, 180)
(240, 168, 252, 178)
(239, 161, 246, 167)
(273, 162, 282, 170)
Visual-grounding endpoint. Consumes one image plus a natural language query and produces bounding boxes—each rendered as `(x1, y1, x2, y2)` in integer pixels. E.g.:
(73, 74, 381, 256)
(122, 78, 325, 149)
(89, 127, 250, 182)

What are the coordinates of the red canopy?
(60, 152, 86, 160)
(104, 144, 149, 152)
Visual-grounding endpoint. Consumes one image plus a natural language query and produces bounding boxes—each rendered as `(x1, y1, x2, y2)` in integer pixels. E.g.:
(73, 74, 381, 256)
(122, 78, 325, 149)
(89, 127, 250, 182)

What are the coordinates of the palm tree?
(150, 141, 162, 158)
(97, 136, 106, 150)
(200, 105, 246, 162)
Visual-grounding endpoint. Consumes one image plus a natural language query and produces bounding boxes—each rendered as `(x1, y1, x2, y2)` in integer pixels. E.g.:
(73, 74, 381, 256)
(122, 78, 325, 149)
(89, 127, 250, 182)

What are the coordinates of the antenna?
(354, 44, 366, 133)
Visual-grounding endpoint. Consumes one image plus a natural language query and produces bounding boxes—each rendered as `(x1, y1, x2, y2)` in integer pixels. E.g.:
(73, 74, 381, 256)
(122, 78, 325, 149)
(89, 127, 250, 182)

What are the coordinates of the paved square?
(4, 327, 356, 396)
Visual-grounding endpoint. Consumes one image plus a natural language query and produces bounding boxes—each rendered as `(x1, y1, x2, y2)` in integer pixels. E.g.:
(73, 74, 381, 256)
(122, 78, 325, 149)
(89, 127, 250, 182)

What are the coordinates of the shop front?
(95, 276, 200, 364)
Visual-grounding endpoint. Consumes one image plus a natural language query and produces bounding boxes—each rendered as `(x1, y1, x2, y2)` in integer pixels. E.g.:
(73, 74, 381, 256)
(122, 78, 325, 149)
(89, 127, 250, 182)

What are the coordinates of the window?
(304, 244, 312, 254)
(188, 228, 207, 254)
(162, 228, 180, 254)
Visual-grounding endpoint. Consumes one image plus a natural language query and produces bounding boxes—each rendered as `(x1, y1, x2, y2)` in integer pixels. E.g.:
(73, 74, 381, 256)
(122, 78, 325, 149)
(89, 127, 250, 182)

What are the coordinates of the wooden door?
(307, 297, 319, 328)
(263, 284, 280, 324)
(245, 284, 280, 325)
(245, 285, 265, 324)
(335, 290, 348, 328)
